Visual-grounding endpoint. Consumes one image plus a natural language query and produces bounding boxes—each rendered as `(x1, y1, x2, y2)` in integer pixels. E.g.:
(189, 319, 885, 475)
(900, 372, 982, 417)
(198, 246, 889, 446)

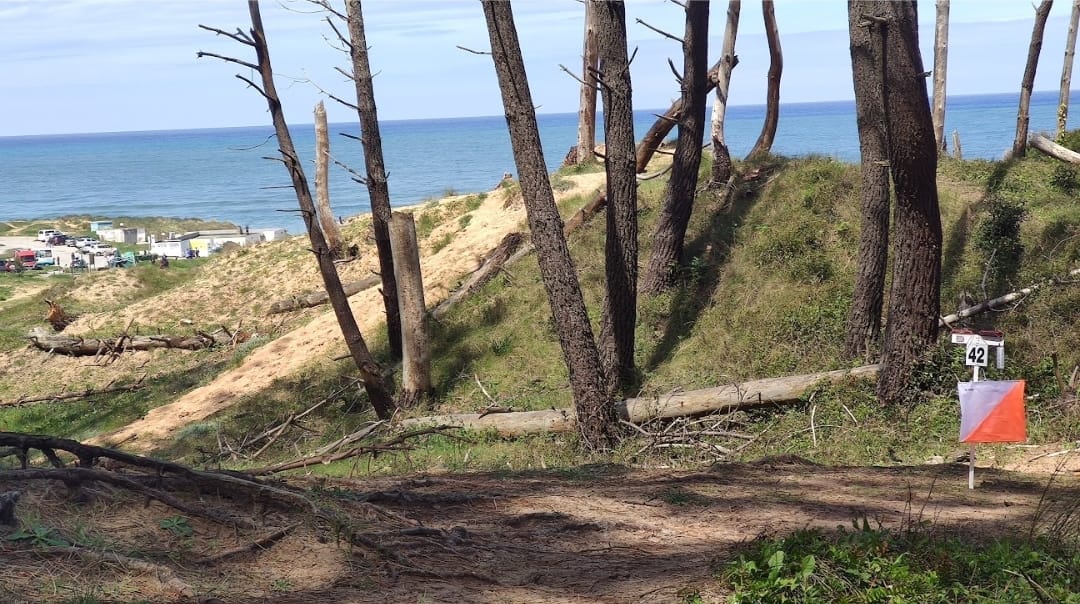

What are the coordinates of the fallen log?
(432, 232, 525, 320)
(27, 327, 244, 356)
(939, 267, 1080, 327)
(401, 365, 879, 437)
(267, 275, 380, 314)
(1, 375, 147, 408)
(1029, 133, 1080, 164)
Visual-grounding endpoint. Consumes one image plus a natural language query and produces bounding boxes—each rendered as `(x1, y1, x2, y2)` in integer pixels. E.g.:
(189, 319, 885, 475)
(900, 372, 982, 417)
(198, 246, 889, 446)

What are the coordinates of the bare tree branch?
(456, 45, 491, 55)
(197, 24, 255, 46)
(196, 50, 258, 72)
(636, 18, 684, 44)
(667, 57, 683, 84)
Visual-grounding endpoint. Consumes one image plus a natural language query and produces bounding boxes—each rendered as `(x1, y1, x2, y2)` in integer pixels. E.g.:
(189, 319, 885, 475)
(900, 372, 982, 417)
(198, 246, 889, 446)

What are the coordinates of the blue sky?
(1, 0, 1078, 136)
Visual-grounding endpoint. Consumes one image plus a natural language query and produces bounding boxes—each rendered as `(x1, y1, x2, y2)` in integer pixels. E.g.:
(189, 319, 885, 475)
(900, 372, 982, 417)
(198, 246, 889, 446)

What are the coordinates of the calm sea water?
(0, 90, 1072, 235)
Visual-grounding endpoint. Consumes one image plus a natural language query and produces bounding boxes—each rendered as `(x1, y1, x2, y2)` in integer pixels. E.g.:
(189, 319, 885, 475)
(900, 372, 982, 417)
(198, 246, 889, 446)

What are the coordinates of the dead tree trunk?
(1030, 132, 1080, 162)
(197, 0, 395, 420)
(482, 0, 616, 450)
(745, 0, 782, 161)
(267, 275, 380, 314)
(28, 327, 241, 356)
(710, 0, 741, 186)
(592, 0, 638, 395)
(389, 212, 431, 408)
(1013, 0, 1054, 159)
(642, 0, 711, 294)
(314, 101, 343, 256)
(844, 2, 892, 359)
(574, 1, 599, 166)
(1059, 0, 1080, 138)
(344, 0, 402, 360)
(873, 1, 944, 406)
(932, 0, 949, 154)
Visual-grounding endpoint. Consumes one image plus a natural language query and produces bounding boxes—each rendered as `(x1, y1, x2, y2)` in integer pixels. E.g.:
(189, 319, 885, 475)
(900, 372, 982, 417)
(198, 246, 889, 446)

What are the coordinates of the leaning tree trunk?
(389, 212, 431, 408)
(635, 56, 725, 173)
(1059, 0, 1080, 139)
(745, 0, 782, 161)
(873, 1, 944, 406)
(198, 0, 395, 419)
(1013, 0, 1055, 159)
(844, 2, 892, 360)
(345, 0, 402, 360)
(931, 0, 949, 154)
(592, 0, 638, 395)
(642, 0, 711, 295)
(314, 101, 344, 256)
(575, 1, 599, 165)
(710, 0, 741, 186)
(481, 0, 616, 450)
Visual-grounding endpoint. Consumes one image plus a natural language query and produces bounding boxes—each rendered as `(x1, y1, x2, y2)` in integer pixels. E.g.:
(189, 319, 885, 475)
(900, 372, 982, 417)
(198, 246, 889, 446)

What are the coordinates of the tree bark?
(402, 365, 880, 437)
(388, 212, 431, 408)
(710, 0, 741, 186)
(345, 0, 402, 360)
(844, 2, 892, 359)
(591, 0, 639, 396)
(201, 0, 395, 420)
(575, 1, 599, 165)
(481, 0, 616, 450)
(642, 0, 711, 295)
(314, 101, 343, 256)
(745, 0, 782, 161)
(873, 1, 944, 406)
(932, 0, 949, 154)
(635, 57, 724, 174)
(1060, 0, 1080, 138)
(1013, 0, 1055, 159)
(1030, 132, 1080, 162)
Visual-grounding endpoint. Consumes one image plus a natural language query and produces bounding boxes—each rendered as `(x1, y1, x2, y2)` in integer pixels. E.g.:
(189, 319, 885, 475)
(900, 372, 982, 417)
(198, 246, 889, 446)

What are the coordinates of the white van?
(37, 229, 61, 242)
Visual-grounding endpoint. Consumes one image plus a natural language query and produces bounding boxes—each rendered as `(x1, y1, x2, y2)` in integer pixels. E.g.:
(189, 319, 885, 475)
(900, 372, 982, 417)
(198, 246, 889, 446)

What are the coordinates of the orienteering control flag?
(957, 380, 1027, 443)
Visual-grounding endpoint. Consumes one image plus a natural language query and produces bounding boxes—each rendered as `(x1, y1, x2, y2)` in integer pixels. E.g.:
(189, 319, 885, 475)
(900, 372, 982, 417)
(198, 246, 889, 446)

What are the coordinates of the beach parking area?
(0, 236, 112, 270)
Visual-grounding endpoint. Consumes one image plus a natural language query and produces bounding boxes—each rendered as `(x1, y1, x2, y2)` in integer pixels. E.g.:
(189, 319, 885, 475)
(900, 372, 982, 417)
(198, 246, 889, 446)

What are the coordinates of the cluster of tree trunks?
(402, 365, 879, 438)
(27, 327, 243, 356)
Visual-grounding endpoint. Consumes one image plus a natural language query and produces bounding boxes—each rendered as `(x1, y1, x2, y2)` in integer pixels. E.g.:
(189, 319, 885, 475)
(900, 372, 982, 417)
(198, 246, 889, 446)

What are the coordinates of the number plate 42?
(965, 337, 989, 367)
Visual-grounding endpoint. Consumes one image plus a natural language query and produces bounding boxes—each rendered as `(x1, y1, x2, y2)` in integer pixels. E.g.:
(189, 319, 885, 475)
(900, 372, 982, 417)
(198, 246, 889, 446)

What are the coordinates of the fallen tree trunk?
(267, 275, 380, 314)
(27, 327, 244, 356)
(401, 365, 879, 437)
(432, 232, 526, 320)
(1029, 133, 1080, 164)
(940, 267, 1080, 327)
(1, 376, 147, 408)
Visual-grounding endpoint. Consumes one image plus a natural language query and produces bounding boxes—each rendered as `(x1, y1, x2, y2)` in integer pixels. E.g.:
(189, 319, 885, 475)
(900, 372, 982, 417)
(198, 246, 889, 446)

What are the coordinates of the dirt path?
(3, 460, 1074, 603)
(95, 174, 606, 451)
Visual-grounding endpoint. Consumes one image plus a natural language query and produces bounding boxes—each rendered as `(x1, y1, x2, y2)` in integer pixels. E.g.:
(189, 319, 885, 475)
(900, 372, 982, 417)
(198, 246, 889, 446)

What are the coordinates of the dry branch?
(246, 426, 459, 475)
(1, 376, 147, 408)
(939, 267, 1080, 327)
(27, 328, 245, 356)
(432, 232, 526, 320)
(401, 365, 880, 437)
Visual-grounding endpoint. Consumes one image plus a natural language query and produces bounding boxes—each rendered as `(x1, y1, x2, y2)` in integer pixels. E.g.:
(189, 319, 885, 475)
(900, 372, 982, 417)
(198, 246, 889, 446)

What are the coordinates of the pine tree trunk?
(481, 0, 616, 450)
(746, 0, 782, 161)
(389, 212, 431, 408)
(576, 2, 599, 165)
(314, 102, 343, 256)
(592, 0, 638, 395)
(873, 1, 943, 406)
(844, 2, 892, 360)
(931, 0, 949, 154)
(237, 0, 395, 419)
(710, 0, 741, 186)
(1013, 0, 1055, 159)
(635, 57, 725, 174)
(1059, 0, 1080, 139)
(642, 0, 711, 295)
(345, 0, 402, 359)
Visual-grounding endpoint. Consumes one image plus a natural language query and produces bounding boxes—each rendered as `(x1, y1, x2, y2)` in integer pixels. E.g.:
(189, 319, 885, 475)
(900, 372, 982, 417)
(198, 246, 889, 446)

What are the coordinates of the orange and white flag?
(957, 380, 1027, 443)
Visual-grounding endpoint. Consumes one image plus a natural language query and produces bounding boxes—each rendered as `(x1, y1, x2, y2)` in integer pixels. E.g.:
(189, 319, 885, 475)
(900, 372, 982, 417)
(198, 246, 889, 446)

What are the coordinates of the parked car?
(0, 259, 13, 272)
(34, 249, 56, 267)
(75, 237, 99, 250)
(46, 234, 71, 246)
(36, 229, 62, 242)
(65, 236, 81, 247)
(84, 243, 116, 256)
(13, 249, 37, 270)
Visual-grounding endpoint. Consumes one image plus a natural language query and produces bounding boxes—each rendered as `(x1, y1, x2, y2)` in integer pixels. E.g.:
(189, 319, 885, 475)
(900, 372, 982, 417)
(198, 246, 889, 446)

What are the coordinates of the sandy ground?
(1, 459, 1075, 603)
(93, 173, 606, 450)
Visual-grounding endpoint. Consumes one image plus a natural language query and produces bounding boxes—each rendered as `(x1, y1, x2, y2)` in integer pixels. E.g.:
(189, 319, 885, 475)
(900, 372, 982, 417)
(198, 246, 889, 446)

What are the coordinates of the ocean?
(0, 89, 1073, 235)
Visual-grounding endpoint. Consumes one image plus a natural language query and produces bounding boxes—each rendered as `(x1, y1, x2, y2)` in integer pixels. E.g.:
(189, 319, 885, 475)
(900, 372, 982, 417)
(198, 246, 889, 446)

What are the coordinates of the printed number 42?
(966, 345, 987, 366)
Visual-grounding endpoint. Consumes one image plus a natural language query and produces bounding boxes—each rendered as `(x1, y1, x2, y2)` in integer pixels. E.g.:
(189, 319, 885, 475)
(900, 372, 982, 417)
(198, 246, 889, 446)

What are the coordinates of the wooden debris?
(26, 327, 246, 357)
(266, 275, 381, 314)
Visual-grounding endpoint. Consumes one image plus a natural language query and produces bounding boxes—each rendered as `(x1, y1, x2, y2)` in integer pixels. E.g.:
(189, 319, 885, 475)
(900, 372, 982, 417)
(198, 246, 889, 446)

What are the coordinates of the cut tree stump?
(401, 365, 879, 437)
